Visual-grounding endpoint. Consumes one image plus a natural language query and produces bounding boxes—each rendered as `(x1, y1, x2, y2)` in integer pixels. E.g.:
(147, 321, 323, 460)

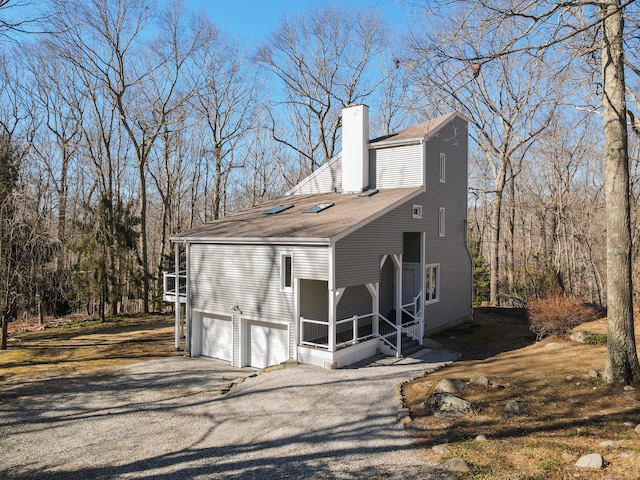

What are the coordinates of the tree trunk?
(138, 159, 150, 314)
(601, 0, 640, 384)
(489, 191, 502, 305)
(1, 315, 7, 350)
(489, 160, 508, 306)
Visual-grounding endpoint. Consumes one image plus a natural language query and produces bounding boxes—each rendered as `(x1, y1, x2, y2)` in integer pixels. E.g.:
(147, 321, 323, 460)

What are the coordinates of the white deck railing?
(301, 313, 377, 350)
(163, 270, 187, 303)
(400, 292, 422, 342)
(335, 313, 376, 348)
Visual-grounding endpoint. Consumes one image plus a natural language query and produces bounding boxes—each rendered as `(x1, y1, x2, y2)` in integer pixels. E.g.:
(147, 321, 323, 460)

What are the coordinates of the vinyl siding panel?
(370, 144, 423, 190)
(189, 243, 329, 324)
(300, 279, 329, 321)
(335, 193, 426, 287)
(336, 285, 372, 320)
(423, 116, 473, 331)
(290, 155, 342, 195)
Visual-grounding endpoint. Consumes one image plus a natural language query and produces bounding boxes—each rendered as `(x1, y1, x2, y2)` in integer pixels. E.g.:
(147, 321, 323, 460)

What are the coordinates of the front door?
(402, 263, 420, 305)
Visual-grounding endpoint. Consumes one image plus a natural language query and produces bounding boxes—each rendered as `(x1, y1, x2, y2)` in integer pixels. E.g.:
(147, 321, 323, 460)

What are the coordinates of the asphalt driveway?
(0, 350, 458, 479)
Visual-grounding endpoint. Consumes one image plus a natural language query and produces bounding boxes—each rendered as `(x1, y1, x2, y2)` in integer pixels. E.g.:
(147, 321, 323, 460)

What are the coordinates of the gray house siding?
(189, 243, 328, 322)
(334, 193, 427, 287)
(423, 116, 472, 331)
(289, 155, 342, 195)
(369, 144, 423, 190)
(300, 279, 329, 321)
(336, 285, 372, 320)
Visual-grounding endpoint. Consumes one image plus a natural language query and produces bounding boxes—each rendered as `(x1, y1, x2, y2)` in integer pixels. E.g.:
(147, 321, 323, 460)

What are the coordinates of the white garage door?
(201, 315, 232, 361)
(248, 321, 289, 369)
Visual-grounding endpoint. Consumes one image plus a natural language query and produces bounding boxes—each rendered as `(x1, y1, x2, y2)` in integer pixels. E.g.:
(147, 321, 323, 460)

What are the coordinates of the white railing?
(300, 303, 422, 353)
(163, 270, 187, 302)
(301, 313, 377, 350)
(378, 313, 399, 352)
(400, 292, 422, 342)
(300, 317, 329, 348)
(335, 313, 376, 348)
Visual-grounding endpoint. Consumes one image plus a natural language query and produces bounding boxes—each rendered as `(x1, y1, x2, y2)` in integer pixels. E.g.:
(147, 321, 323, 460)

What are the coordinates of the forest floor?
(404, 307, 640, 479)
(1, 309, 639, 479)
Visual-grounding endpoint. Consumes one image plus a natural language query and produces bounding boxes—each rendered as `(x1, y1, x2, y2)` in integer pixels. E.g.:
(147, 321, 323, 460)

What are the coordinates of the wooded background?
(1, 0, 639, 327)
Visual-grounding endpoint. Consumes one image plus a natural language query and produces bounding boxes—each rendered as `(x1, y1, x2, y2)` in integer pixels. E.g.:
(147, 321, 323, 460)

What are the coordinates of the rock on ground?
(436, 378, 466, 394)
(422, 392, 476, 416)
(575, 453, 605, 470)
(469, 375, 489, 386)
(438, 458, 471, 473)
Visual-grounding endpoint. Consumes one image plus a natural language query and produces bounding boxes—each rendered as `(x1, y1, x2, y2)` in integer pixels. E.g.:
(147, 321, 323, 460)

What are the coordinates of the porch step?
(401, 334, 423, 357)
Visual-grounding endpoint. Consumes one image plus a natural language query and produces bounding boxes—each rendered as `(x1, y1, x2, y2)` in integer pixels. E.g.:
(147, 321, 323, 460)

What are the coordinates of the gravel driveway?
(1, 350, 458, 479)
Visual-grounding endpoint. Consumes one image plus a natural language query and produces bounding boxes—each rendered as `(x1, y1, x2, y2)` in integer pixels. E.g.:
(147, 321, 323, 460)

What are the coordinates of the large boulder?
(421, 392, 477, 416)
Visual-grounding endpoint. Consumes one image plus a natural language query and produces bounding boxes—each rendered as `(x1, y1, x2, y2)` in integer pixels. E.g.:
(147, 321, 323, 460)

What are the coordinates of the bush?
(526, 295, 604, 341)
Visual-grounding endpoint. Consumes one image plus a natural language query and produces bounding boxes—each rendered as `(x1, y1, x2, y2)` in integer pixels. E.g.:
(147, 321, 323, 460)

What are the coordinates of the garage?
(248, 321, 289, 369)
(201, 314, 232, 361)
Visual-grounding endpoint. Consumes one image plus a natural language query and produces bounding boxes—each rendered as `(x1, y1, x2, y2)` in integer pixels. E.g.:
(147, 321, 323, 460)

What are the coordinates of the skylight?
(265, 205, 293, 215)
(303, 203, 334, 213)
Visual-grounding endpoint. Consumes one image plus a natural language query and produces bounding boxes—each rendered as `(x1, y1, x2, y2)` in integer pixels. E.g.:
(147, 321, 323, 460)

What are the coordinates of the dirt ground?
(404, 307, 640, 479)
(0, 314, 180, 386)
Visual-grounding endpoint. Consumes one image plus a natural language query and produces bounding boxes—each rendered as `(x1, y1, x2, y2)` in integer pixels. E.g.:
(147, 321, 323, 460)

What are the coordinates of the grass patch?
(0, 314, 180, 385)
(584, 333, 608, 345)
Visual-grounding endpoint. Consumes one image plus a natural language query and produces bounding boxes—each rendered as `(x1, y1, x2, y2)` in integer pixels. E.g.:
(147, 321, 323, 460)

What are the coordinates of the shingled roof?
(369, 112, 458, 145)
(171, 187, 422, 244)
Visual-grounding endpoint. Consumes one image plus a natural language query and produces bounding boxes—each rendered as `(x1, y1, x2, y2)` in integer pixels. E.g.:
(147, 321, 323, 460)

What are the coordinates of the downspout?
(463, 219, 474, 318)
(185, 241, 192, 355)
(174, 242, 180, 350)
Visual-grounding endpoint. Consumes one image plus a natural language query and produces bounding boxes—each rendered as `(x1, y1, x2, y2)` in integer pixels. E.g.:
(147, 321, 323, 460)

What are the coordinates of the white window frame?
(412, 204, 422, 219)
(439, 153, 446, 183)
(425, 263, 440, 305)
(438, 207, 445, 237)
(281, 253, 293, 292)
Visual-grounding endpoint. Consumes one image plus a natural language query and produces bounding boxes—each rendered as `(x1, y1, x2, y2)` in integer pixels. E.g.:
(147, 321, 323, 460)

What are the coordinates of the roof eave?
(369, 137, 424, 149)
(170, 236, 331, 246)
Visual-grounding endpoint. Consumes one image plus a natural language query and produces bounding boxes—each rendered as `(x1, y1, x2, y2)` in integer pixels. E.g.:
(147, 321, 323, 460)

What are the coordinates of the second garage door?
(248, 321, 289, 369)
(201, 314, 232, 361)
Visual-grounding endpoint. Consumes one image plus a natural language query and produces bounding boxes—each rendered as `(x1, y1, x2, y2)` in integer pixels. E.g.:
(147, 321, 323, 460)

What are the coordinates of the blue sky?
(182, 0, 412, 42)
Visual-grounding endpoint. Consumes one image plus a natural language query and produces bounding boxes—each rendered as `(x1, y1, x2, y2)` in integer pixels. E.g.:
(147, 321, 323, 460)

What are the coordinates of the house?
(164, 105, 473, 369)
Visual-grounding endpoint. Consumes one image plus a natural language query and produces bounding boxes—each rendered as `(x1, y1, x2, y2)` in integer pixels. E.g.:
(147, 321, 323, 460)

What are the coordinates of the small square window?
(281, 254, 293, 291)
(412, 204, 422, 219)
(440, 153, 446, 183)
(438, 207, 445, 237)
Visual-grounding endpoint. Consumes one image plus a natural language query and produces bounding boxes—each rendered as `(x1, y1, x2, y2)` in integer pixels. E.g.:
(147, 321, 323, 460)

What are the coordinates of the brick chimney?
(341, 104, 369, 193)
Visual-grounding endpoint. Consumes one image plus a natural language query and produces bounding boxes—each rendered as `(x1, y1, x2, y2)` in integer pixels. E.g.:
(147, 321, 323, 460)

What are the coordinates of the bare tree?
(410, 18, 558, 305)
(410, 0, 639, 384)
(256, 4, 390, 173)
(189, 26, 261, 221)
(47, 0, 209, 313)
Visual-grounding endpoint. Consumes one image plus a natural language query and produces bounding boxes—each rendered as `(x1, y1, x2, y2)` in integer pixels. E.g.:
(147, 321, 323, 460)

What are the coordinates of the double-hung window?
(425, 264, 440, 305)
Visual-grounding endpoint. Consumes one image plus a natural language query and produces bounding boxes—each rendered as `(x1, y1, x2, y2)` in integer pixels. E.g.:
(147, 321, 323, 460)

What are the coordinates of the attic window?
(358, 189, 379, 198)
(303, 203, 334, 213)
(266, 205, 293, 215)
